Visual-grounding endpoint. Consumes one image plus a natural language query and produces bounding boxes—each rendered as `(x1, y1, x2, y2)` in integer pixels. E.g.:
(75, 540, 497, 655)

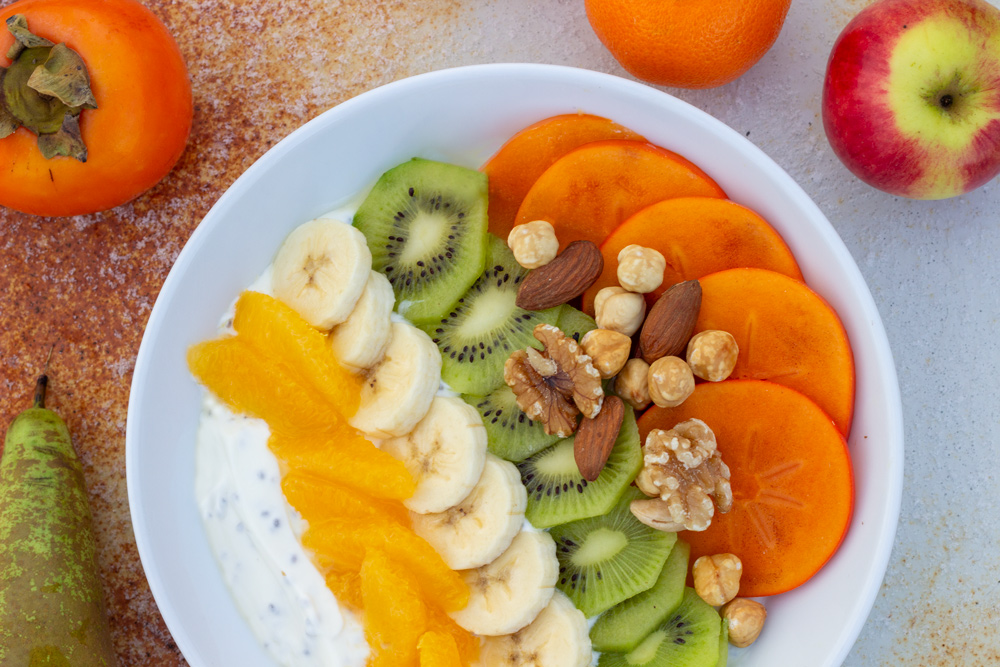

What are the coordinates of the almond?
(516, 240, 604, 311)
(573, 395, 624, 481)
(638, 279, 702, 363)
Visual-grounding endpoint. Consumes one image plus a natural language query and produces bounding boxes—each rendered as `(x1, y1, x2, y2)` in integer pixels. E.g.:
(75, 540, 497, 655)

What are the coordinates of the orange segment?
(187, 336, 334, 435)
(513, 140, 726, 250)
(281, 472, 410, 525)
(361, 549, 428, 667)
(418, 630, 462, 667)
(325, 567, 363, 611)
(427, 608, 481, 665)
(481, 113, 645, 238)
(270, 432, 415, 501)
(303, 516, 469, 612)
(233, 290, 362, 415)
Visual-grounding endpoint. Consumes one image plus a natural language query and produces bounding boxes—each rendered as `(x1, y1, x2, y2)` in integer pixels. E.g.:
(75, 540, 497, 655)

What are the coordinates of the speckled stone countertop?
(0, 0, 997, 664)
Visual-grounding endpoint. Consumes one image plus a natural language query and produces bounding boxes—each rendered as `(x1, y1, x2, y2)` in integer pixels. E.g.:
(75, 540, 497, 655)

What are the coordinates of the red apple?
(822, 0, 1000, 199)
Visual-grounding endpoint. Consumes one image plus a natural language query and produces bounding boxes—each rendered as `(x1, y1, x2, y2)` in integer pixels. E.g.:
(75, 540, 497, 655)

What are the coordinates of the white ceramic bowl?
(126, 64, 903, 667)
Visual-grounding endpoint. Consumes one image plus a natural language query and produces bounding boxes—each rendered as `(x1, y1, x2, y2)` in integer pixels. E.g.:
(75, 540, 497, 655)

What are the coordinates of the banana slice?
(349, 321, 442, 439)
(411, 454, 526, 568)
(449, 530, 558, 637)
(329, 271, 395, 371)
(478, 591, 592, 667)
(381, 396, 488, 514)
(272, 219, 372, 330)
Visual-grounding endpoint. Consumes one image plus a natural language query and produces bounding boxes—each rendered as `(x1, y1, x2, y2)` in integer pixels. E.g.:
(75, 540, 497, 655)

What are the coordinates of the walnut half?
(503, 324, 604, 437)
(634, 419, 732, 532)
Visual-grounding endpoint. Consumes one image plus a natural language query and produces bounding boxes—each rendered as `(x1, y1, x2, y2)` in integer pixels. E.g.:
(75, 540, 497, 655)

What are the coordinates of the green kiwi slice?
(550, 487, 676, 618)
(353, 158, 488, 324)
(419, 234, 560, 395)
(462, 384, 560, 462)
(597, 588, 722, 667)
(590, 541, 691, 652)
(716, 620, 729, 667)
(518, 404, 641, 529)
(557, 304, 597, 343)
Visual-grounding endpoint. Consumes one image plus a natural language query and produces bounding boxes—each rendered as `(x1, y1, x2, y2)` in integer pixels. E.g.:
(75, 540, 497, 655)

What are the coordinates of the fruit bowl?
(126, 63, 903, 667)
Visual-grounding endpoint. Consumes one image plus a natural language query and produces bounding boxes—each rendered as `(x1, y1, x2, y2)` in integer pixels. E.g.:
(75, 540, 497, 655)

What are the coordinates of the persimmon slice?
(513, 140, 726, 250)
(481, 114, 645, 238)
(695, 268, 855, 436)
(581, 197, 803, 314)
(637, 380, 854, 596)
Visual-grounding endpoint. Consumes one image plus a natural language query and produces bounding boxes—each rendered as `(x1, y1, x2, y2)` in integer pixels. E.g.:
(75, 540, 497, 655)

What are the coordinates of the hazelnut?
(722, 598, 766, 648)
(687, 330, 738, 382)
(580, 329, 632, 379)
(647, 356, 695, 408)
(692, 553, 742, 606)
(507, 220, 559, 269)
(594, 286, 646, 336)
(614, 358, 651, 410)
(617, 244, 666, 293)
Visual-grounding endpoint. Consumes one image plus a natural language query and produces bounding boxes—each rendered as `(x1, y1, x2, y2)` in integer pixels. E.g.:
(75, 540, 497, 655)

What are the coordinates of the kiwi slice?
(557, 304, 597, 343)
(597, 588, 722, 667)
(590, 540, 691, 652)
(462, 385, 560, 462)
(716, 620, 729, 667)
(550, 487, 676, 617)
(519, 403, 640, 528)
(420, 234, 560, 395)
(353, 158, 488, 324)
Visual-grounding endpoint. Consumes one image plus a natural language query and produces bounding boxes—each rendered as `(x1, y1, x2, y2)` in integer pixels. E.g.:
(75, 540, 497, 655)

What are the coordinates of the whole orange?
(585, 0, 793, 89)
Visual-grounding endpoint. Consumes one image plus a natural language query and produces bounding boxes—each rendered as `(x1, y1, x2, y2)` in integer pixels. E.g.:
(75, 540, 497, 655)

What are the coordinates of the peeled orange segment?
(269, 432, 415, 501)
(418, 630, 462, 667)
(481, 113, 646, 239)
(582, 197, 803, 314)
(427, 608, 482, 665)
(280, 472, 410, 525)
(303, 516, 469, 611)
(232, 290, 363, 415)
(695, 268, 855, 436)
(513, 140, 726, 251)
(361, 548, 428, 667)
(187, 336, 334, 436)
(637, 380, 854, 597)
(325, 567, 363, 610)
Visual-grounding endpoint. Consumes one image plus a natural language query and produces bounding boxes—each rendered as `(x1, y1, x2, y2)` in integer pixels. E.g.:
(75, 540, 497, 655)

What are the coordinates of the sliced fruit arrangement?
(187, 113, 863, 667)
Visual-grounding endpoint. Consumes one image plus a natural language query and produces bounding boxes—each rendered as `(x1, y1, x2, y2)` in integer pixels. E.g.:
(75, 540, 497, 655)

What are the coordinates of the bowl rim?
(126, 62, 904, 667)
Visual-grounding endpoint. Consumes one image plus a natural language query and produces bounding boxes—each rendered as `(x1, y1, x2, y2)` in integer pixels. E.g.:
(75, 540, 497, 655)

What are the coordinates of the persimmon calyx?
(0, 15, 97, 162)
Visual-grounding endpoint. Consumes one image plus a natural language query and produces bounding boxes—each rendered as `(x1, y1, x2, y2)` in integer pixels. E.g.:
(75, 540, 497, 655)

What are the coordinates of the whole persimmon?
(0, 0, 193, 216)
(585, 0, 793, 89)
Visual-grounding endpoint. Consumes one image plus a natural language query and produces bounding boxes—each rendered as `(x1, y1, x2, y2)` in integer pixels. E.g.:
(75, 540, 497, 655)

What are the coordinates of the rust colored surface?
(0, 0, 465, 664)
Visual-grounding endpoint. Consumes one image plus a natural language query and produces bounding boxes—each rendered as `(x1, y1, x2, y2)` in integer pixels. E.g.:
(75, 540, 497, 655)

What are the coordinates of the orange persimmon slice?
(513, 140, 726, 250)
(582, 197, 803, 314)
(481, 113, 645, 238)
(637, 380, 854, 597)
(695, 268, 855, 436)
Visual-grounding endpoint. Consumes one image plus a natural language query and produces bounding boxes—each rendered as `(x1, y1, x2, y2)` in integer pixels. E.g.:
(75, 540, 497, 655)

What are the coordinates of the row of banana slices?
(272, 219, 593, 666)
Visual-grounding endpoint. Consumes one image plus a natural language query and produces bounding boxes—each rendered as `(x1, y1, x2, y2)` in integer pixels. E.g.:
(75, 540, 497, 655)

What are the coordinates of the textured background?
(1, 0, 998, 664)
